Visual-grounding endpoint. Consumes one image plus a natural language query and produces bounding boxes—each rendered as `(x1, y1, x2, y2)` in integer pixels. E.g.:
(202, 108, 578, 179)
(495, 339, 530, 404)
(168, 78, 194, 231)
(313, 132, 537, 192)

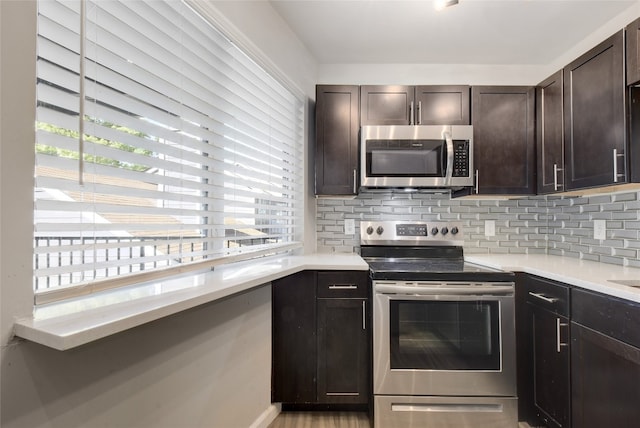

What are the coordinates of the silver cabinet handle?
(362, 300, 366, 330)
(474, 169, 479, 194)
(353, 169, 357, 194)
(613, 148, 625, 183)
(409, 101, 414, 125)
(556, 317, 569, 352)
(528, 291, 558, 304)
(417, 101, 422, 125)
(328, 284, 358, 290)
(553, 163, 564, 191)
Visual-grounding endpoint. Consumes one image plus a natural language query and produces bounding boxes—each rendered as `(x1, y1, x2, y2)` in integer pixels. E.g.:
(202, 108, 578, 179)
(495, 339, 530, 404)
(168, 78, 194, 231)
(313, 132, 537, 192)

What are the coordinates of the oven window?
(389, 300, 501, 370)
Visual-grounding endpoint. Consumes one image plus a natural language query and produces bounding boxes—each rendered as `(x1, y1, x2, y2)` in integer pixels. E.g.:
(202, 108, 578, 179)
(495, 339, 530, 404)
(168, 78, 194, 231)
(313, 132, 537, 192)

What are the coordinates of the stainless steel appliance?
(360, 125, 474, 190)
(361, 221, 517, 428)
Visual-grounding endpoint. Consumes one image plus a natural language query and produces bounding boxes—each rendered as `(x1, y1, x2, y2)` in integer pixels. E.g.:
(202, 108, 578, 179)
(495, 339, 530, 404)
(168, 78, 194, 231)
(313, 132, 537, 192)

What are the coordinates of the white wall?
(1, 2, 38, 425)
(0, 2, 316, 427)
(2, 286, 276, 428)
(318, 2, 640, 86)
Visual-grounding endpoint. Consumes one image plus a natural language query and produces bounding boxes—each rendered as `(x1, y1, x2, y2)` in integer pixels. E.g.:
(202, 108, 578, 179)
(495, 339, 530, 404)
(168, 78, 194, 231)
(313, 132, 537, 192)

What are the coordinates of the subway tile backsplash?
(315, 190, 640, 268)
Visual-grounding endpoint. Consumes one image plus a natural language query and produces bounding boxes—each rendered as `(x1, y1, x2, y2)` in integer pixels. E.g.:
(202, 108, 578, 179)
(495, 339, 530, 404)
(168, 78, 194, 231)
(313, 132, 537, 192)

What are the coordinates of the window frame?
(34, 0, 306, 305)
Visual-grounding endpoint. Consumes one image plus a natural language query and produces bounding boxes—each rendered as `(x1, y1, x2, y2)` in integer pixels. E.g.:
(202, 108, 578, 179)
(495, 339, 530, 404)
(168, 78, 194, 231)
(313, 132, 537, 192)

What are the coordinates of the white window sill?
(13, 253, 368, 350)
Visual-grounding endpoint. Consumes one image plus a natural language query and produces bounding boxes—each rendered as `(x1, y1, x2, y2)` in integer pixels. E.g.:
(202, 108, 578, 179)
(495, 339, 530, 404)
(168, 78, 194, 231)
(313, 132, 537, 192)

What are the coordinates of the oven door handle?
(375, 284, 514, 296)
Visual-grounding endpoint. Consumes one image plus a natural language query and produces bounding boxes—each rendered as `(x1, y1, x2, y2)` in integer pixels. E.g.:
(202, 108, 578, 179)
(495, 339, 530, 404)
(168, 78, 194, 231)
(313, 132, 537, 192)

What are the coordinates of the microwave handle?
(443, 131, 454, 186)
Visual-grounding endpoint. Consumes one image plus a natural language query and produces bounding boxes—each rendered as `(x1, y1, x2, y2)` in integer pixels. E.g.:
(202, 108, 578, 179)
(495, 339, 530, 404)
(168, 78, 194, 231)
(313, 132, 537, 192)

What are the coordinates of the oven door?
(373, 281, 516, 397)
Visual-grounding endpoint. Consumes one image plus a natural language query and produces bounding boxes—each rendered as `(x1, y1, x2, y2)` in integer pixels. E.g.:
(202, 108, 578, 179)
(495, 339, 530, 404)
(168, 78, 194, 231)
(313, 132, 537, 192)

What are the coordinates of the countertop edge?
(16, 252, 640, 351)
(13, 253, 368, 351)
(466, 254, 640, 304)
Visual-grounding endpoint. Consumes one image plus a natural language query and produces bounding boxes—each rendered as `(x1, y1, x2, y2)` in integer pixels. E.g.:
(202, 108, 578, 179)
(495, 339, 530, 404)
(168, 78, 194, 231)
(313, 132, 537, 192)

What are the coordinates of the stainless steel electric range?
(360, 220, 517, 428)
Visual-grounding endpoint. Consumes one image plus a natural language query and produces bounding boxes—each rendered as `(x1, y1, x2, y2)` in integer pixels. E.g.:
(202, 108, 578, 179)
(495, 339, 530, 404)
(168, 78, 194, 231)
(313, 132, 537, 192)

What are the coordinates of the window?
(34, 0, 304, 303)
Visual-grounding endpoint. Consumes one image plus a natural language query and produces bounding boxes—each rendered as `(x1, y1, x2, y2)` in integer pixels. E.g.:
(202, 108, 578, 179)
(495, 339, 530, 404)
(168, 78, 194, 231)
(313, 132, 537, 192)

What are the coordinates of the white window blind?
(34, 0, 304, 302)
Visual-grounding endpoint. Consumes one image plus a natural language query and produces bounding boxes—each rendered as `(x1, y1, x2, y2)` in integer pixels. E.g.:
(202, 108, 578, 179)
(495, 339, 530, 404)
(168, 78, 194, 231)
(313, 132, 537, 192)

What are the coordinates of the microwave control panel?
(452, 141, 470, 177)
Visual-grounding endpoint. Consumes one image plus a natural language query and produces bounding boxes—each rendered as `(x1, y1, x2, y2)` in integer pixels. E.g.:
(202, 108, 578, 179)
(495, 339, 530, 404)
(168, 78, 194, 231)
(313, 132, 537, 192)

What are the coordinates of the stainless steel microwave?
(360, 125, 474, 189)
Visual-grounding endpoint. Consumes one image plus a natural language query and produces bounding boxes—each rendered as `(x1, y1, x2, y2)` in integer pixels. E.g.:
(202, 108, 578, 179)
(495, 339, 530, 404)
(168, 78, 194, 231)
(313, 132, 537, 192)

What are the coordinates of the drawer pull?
(529, 292, 558, 304)
(328, 284, 358, 290)
(327, 392, 359, 396)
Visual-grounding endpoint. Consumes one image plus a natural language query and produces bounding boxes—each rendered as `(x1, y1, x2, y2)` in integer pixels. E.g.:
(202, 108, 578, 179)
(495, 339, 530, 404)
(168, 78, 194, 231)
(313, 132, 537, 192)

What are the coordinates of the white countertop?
(13, 253, 368, 351)
(14, 251, 640, 351)
(466, 253, 640, 303)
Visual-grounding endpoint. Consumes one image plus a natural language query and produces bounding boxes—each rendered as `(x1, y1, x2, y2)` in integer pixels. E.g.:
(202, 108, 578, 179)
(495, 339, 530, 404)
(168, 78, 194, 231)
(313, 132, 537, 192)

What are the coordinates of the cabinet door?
(415, 85, 470, 125)
(537, 71, 565, 194)
(471, 86, 536, 195)
(515, 274, 534, 423)
(517, 274, 571, 428)
(571, 322, 640, 428)
(530, 306, 571, 428)
(272, 271, 317, 404)
(315, 85, 359, 195)
(317, 298, 369, 404)
(564, 30, 626, 190)
(627, 87, 640, 183)
(626, 17, 640, 85)
(360, 85, 414, 125)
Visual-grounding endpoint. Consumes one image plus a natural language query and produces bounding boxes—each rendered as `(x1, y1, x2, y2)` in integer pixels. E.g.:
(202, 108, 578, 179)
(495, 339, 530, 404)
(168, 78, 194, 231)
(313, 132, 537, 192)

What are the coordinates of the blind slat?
(35, 0, 304, 299)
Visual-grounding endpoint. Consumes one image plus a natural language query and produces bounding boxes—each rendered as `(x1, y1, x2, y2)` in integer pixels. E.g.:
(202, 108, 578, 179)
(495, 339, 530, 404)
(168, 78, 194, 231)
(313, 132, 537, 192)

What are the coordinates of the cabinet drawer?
(317, 271, 368, 298)
(572, 288, 640, 349)
(525, 275, 570, 317)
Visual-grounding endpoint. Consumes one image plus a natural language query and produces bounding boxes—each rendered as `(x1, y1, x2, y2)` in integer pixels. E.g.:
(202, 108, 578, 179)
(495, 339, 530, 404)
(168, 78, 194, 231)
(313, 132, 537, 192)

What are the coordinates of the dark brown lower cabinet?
(272, 270, 370, 406)
(530, 305, 570, 428)
(571, 289, 640, 428)
(517, 274, 571, 428)
(317, 298, 368, 404)
(271, 271, 317, 404)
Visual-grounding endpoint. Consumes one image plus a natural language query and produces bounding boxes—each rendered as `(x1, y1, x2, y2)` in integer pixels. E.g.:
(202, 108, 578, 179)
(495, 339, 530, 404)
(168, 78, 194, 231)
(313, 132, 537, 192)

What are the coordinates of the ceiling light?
(434, 0, 459, 11)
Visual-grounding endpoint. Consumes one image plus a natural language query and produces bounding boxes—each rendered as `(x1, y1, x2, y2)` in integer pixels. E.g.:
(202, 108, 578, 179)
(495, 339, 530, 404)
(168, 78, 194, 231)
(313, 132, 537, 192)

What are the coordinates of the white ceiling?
(269, 0, 637, 65)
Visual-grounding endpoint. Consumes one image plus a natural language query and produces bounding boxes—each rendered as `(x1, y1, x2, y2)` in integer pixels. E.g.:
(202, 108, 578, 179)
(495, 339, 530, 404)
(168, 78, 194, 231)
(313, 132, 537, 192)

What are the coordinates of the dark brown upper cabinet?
(471, 86, 536, 195)
(315, 85, 360, 196)
(564, 30, 626, 191)
(360, 85, 413, 125)
(626, 17, 640, 85)
(536, 71, 565, 195)
(360, 85, 470, 126)
(415, 85, 471, 125)
(627, 18, 640, 184)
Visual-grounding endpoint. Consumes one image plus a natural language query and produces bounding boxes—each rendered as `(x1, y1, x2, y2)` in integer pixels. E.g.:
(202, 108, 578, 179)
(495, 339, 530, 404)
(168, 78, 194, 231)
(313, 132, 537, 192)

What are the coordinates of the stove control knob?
(451, 226, 459, 235)
(366, 226, 374, 235)
(441, 227, 449, 235)
(376, 226, 384, 235)
(431, 227, 439, 236)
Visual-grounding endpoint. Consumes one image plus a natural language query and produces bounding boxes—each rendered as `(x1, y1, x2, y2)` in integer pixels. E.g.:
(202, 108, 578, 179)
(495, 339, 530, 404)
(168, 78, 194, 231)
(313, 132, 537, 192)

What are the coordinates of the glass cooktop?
(365, 258, 515, 282)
